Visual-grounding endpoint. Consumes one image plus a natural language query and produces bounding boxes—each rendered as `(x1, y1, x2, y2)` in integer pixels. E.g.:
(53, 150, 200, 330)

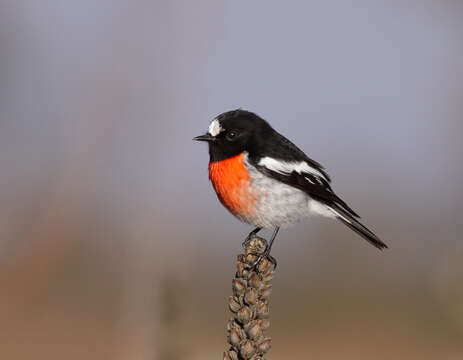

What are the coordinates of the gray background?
(1, 1, 462, 359)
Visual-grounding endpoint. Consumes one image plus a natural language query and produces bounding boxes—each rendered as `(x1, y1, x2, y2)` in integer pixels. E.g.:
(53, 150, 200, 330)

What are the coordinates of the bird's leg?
(262, 227, 279, 267)
(250, 227, 280, 269)
(242, 227, 262, 248)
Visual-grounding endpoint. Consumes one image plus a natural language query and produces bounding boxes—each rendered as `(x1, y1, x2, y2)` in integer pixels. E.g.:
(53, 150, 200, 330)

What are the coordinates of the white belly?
(242, 158, 307, 228)
(243, 155, 334, 228)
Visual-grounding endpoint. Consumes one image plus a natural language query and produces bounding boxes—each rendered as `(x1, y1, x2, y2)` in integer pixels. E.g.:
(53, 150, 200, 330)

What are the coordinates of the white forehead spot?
(208, 119, 223, 136)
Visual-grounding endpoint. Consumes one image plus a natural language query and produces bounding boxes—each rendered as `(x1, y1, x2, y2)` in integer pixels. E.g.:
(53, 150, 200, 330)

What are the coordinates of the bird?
(194, 109, 387, 267)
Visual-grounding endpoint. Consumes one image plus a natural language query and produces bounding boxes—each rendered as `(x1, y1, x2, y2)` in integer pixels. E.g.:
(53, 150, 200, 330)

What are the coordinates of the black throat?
(208, 143, 242, 162)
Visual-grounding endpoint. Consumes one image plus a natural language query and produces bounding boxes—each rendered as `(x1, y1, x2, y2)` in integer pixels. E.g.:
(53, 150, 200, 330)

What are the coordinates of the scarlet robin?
(194, 109, 387, 267)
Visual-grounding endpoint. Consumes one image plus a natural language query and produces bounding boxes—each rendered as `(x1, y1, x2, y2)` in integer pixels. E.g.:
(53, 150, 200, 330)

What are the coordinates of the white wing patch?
(208, 119, 223, 136)
(258, 157, 328, 181)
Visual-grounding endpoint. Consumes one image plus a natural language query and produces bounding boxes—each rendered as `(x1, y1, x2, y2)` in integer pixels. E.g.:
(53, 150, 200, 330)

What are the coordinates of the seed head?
(224, 236, 275, 359)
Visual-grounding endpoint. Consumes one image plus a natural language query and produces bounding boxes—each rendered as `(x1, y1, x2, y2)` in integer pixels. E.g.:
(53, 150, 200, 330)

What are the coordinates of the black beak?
(193, 133, 214, 142)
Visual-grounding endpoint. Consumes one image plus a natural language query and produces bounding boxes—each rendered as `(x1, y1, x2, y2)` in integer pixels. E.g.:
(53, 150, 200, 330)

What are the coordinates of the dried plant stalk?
(223, 235, 275, 360)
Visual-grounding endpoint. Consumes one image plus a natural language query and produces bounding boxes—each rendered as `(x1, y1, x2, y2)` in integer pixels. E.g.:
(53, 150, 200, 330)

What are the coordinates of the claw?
(242, 227, 279, 270)
(247, 247, 277, 270)
(241, 236, 252, 249)
(267, 254, 277, 269)
(242, 227, 262, 249)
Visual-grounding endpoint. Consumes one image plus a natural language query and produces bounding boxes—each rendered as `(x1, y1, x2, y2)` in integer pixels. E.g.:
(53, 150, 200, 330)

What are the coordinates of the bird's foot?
(241, 235, 252, 249)
(249, 250, 277, 270)
(243, 237, 277, 270)
(242, 227, 262, 249)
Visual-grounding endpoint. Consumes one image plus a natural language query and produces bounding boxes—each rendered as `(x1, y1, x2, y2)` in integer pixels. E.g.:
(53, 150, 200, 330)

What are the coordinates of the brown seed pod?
(245, 321, 262, 340)
(261, 270, 274, 282)
(227, 318, 238, 332)
(236, 262, 249, 278)
(257, 338, 271, 354)
(232, 278, 247, 296)
(248, 273, 263, 289)
(227, 320, 246, 336)
(256, 301, 269, 319)
(244, 253, 258, 265)
(244, 287, 258, 305)
(237, 305, 253, 324)
(257, 258, 272, 273)
(240, 339, 256, 359)
(259, 319, 270, 331)
(246, 237, 267, 254)
(228, 328, 244, 347)
(228, 296, 242, 313)
(259, 284, 272, 299)
(223, 349, 239, 360)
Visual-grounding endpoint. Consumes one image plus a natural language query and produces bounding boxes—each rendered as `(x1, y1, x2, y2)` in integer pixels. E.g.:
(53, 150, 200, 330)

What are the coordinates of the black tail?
(331, 206, 388, 250)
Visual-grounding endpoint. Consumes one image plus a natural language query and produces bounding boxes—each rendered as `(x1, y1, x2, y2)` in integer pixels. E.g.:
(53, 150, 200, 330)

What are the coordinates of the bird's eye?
(226, 130, 238, 141)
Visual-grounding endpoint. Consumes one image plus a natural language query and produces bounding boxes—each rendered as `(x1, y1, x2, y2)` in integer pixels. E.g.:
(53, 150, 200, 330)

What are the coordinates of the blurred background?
(1, 1, 462, 359)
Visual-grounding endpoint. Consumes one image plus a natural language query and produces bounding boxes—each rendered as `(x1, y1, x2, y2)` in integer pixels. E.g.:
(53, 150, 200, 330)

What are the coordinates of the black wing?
(253, 159, 390, 249)
(252, 131, 332, 182)
(248, 131, 388, 249)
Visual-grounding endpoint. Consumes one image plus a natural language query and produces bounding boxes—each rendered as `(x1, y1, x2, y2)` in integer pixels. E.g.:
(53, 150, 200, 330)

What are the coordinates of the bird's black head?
(193, 109, 274, 162)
